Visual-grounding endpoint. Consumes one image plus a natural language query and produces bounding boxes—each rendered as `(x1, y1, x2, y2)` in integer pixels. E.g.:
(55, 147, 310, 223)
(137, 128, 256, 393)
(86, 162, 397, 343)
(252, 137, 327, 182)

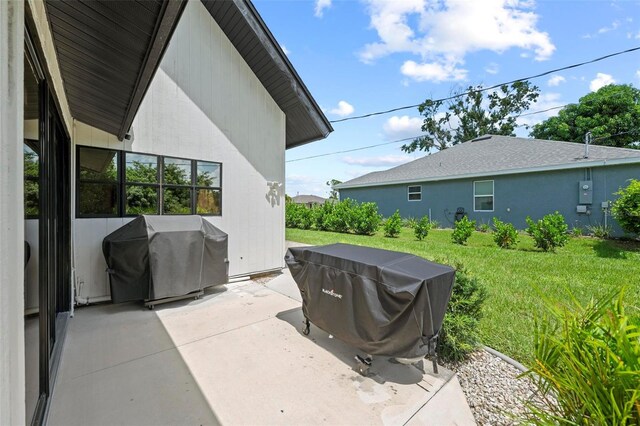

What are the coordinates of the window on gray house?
(408, 185, 422, 201)
(474, 180, 494, 211)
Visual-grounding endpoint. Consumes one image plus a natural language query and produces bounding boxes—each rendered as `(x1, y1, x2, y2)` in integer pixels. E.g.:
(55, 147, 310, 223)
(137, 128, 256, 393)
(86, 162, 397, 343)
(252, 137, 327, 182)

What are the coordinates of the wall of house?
(339, 164, 639, 235)
(72, 0, 286, 301)
(0, 0, 25, 423)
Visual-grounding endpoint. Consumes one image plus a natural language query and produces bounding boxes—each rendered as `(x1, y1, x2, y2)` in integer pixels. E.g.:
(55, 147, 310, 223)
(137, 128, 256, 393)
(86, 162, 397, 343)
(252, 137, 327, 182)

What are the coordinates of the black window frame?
(194, 160, 222, 216)
(75, 145, 222, 218)
(76, 146, 121, 218)
(124, 152, 160, 217)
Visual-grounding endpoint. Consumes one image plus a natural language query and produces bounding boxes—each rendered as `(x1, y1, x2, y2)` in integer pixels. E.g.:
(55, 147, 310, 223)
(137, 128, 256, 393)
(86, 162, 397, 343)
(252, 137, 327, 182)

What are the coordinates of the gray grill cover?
(285, 243, 455, 359)
(103, 215, 228, 303)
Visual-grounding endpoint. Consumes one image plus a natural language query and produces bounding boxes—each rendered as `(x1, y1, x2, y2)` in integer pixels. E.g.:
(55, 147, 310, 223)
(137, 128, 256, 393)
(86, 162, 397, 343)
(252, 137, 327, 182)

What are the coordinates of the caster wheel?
(302, 326, 310, 335)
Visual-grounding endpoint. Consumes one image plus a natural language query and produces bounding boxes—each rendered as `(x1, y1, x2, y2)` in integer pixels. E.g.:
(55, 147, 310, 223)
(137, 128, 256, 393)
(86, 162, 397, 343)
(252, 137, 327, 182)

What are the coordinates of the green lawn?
(285, 227, 640, 363)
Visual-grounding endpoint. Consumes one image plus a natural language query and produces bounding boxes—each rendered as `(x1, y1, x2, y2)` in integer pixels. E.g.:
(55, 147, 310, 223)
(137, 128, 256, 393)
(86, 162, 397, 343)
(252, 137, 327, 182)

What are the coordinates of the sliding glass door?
(24, 29, 71, 426)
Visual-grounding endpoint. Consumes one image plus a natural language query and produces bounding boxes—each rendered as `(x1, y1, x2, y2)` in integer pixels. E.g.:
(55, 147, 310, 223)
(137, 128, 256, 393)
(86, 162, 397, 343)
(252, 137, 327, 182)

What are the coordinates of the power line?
(330, 45, 640, 124)
(288, 104, 570, 162)
(286, 136, 420, 163)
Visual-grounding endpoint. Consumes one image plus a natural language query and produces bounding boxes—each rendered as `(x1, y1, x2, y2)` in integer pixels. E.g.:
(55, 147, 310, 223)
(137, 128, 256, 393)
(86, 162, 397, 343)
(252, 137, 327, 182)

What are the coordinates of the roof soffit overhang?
(45, 0, 187, 140)
(200, 0, 333, 148)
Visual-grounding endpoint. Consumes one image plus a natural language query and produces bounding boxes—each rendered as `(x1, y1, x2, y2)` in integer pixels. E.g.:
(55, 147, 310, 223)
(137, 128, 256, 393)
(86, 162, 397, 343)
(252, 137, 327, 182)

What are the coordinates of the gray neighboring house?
(292, 194, 328, 208)
(336, 135, 640, 235)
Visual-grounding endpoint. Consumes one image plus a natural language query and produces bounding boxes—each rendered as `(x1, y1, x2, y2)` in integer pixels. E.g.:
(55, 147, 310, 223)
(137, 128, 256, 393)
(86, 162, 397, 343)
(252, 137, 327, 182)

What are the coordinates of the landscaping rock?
(442, 350, 541, 425)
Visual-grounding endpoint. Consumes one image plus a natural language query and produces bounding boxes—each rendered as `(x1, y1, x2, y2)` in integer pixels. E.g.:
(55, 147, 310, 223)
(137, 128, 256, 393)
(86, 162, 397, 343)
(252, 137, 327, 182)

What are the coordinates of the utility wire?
(286, 136, 420, 163)
(330, 45, 640, 124)
(288, 104, 570, 162)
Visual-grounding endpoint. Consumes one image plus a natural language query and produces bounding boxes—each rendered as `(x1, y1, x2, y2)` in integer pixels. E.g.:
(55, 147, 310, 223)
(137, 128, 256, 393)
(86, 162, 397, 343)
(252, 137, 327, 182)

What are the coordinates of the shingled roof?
(336, 135, 640, 189)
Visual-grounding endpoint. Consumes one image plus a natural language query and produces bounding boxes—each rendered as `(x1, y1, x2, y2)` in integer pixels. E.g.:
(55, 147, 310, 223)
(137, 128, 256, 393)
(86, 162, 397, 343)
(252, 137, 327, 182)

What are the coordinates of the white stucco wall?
(0, 1, 25, 423)
(73, 0, 286, 300)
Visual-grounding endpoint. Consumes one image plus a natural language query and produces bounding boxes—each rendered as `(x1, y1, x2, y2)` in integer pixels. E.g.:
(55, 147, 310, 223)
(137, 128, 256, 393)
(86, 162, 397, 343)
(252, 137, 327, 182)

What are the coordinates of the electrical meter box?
(579, 180, 593, 204)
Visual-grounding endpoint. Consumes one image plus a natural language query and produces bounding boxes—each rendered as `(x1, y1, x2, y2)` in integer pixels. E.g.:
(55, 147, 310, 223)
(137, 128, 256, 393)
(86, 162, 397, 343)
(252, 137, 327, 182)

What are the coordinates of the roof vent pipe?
(584, 132, 592, 159)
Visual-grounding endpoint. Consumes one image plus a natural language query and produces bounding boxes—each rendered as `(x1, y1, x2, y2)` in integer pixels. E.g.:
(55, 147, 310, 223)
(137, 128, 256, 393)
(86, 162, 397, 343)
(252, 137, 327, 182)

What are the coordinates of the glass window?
(78, 147, 119, 216)
(163, 157, 192, 186)
(126, 153, 158, 184)
(24, 142, 39, 218)
(78, 183, 118, 215)
(125, 153, 159, 215)
(408, 185, 421, 201)
(196, 188, 221, 215)
(163, 187, 192, 214)
(78, 147, 118, 182)
(75, 147, 222, 218)
(197, 161, 220, 187)
(474, 180, 494, 211)
(125, 185, 158, 215)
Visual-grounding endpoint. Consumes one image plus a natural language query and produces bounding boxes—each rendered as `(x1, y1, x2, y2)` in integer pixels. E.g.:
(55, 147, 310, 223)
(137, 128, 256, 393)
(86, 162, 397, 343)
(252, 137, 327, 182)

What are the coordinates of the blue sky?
(253, 0, 640, 197)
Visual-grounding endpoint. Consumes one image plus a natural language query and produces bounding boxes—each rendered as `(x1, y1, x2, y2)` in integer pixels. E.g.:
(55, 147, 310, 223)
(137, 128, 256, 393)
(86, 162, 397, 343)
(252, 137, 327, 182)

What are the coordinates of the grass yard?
(286, 227, 640, 363)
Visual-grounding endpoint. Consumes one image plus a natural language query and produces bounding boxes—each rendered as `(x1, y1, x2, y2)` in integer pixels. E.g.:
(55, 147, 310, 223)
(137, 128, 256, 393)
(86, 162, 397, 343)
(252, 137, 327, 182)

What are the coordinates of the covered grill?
(102, 215, 228, 305)
(285, 243, 455, 368)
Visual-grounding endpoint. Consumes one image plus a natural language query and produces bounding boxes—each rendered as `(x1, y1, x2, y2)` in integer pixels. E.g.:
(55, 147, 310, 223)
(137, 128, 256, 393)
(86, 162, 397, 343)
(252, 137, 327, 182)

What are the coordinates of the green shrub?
(570, 226, 583, 237)
(285, 203, 313, 229)
(477, 222, 491, 233)
(285, 202, 301, 228)
(451, 216, 475, 245)
(296, 206, 313, 230)
(313, 201, 334, 231)
(325, 199, 354, 233)
(436, 262, 487, 363)
(520, 289, 640, 425)
(403, 216, 418, 229)
(586, 223, 612, 239)
(612, 179, 640, 236)
(429, 220, 440, 229)
(414, 216, 432, 241)
(492, 218, 519, 249)
(525, 211, 569, 252)
(383, 210, 402, 238)
(349, 202, 381, 236)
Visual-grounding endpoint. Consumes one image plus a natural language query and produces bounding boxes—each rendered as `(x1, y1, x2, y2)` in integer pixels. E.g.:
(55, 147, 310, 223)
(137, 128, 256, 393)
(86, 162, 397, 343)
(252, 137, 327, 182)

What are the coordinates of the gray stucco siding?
(339, 164, 640, 236)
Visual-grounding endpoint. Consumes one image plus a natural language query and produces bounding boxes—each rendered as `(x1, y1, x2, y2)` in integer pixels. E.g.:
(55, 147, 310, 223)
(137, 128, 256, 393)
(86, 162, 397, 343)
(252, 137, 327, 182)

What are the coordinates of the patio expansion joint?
(401, 372, 457, 426)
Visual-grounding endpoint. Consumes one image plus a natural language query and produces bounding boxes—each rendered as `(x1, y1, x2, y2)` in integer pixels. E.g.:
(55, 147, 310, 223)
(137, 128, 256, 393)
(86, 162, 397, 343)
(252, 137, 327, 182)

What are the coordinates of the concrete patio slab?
(48, 270, 475, 425)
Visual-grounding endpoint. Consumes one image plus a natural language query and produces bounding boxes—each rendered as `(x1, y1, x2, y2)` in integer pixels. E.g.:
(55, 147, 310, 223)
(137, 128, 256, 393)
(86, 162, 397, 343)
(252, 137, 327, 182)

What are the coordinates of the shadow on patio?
(48, 271, 474, 425)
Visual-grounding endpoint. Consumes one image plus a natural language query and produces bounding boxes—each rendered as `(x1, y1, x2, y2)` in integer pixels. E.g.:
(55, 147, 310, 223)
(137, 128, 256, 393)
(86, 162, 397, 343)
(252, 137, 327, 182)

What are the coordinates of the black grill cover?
(285, 243, 455, 359)
(103, 215, 228, 303)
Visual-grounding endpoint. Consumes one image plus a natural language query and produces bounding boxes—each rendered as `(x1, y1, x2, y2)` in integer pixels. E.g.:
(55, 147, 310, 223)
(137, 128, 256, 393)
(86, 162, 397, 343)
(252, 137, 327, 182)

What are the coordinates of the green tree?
(611, 179, 640, 235)
(530, 84, 640, 149)
(402, 81, 539, 152)
(326, 179, 342, 200)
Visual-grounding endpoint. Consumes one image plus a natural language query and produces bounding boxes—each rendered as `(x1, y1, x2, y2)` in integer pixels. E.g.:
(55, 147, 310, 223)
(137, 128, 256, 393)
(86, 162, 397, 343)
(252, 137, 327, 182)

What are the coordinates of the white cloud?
(485, 63, 500, 75)
(342, 155, 413, 167)
(329, 100, 355, 117)
(547, 75, 566, 86)
(314, 0, 332, 18)
(281, 45, 291, 55)
(400, 60, 467, 82)
(636, 70, 640, 81)
(359, 0, 555, 82)
(286, 174, 328, 197)
(383, 115, 423, 140)
(597, 20, 620, 34)
(589, 73, 615, 92)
